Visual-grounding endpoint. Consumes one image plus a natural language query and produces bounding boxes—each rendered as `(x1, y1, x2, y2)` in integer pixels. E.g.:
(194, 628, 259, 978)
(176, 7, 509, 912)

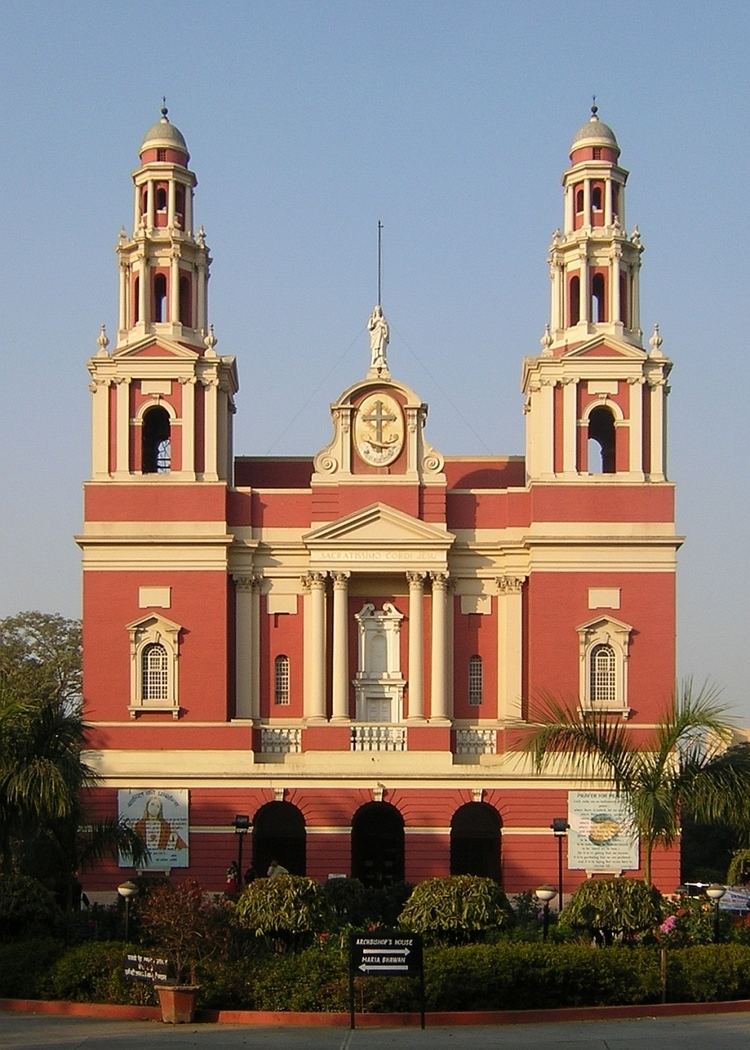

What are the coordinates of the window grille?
(275, 655, 290, 705)
(142, 643, 168, 700)
(468, 655, 483, 706)
(590, 643, 616, 704)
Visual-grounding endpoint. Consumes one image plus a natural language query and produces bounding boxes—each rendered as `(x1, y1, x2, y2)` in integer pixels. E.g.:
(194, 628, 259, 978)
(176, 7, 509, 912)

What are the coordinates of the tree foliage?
(398, 875, 514, 944)
(234, 874, 330, 951)
(138, 878, 231, 984)
(0, 611, 146, 882)
(526, 682, 750, 883)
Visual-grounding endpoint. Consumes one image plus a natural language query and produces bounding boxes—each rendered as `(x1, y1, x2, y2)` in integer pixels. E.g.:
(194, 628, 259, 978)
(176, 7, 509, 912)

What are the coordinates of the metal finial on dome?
(591, 95, 598, 119)
(161, 97, 168, 120)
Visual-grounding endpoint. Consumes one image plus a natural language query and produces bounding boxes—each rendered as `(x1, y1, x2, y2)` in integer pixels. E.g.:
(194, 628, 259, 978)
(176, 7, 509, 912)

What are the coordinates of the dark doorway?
(588, 406, 616, 473)
(450, 802, 501, 881)
(142, 406, 171, 474)
(351, 802, 404, 887)
(252, 801, 305, 878)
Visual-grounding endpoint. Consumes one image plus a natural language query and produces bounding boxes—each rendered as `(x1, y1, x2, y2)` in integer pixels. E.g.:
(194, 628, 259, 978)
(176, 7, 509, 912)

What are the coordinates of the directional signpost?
(348, 931, 425, 1029)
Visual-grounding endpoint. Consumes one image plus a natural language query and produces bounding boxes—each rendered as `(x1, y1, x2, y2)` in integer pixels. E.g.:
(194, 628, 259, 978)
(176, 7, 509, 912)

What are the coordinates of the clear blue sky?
(1, 1, 748, 716)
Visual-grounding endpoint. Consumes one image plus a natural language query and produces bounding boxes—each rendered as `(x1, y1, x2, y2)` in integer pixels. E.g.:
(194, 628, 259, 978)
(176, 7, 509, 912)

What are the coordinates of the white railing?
(455, 727, 496, 755)
(260, 727, 302, 754)
(351, 724, 407, 752)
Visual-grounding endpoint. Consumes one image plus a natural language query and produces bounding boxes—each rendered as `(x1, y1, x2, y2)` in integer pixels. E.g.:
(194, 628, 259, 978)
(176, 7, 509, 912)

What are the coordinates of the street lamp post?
(535, 884, 556, 941)
(233, 814, 251, 883)
(117, 880, 138, 942)
(550, 817, 570, 913)
(706, 883, 726, 943)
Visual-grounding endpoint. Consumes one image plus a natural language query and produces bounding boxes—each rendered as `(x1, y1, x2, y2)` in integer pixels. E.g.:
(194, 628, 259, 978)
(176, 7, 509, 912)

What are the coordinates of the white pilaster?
(331, 572, 350, 722)
(115, 377, 130, 477)
(234, 575, 258, 720)
(202, 375, 218, 480)
(648, 377, 666, 481)
(497, 576, 525, 721)
(406, 572, 425, 720)
(304, 572, 327, 722)
(430, 572, 449, 721)
(562, 377, 577, 475)
(628, 376, 644, 477)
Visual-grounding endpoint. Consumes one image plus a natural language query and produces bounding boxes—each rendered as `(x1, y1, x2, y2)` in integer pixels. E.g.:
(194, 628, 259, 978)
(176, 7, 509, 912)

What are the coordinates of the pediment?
(305, 503, 453, 548)
(304, 503, 453, 572)
(114, 336, 199, 360)
(125, 612, 182, 634)
(562, 336, 646, 362)
(576, 615, 632, 635)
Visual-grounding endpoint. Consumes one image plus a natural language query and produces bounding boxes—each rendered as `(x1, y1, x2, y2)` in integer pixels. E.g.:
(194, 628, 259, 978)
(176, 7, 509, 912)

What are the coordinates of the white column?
(497, 576, 525, 721)
(430, 572, 449, 721)
(170, 252, 180, 323)
(202, 375, 218, 480)
(562, 378, 577, 475)
(628, 376, 644, 477)
(90, 377, 110, 479)
(579, 251, 588, 323)
(138, 257, 147, 324)
(179, 376, 195, 479)
(582, 180, 591, 226)
(168, 179, 176, 228)
(331, 572, 350, 721)
(196, 258, 207, 332)
(564, 185, 574, 233)
(185, 186, 193, 236)
(611, 247, 621, 324)
(539, 379, 555, 478)
(146, 181, 155, 229)
(234, 575, 256, 720)
(406, 572, 425, 720)
(115, 377, 130, 477)
(304, 572, 327, 722)
(118, 262, 128, 334)
(648, 377, 666, 480)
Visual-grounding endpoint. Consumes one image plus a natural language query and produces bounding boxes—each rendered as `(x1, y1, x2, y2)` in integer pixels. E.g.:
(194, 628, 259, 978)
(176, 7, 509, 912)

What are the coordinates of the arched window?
(468, 655, 483, 706)
(351, 802, 404, 887)
(179, 274, 191, 326)
(569, 275, 580, 326)
(142, 406, 171, 474)
(155, 186, 167, 211)
(591, 272, 606, 323)
(252, 801, 306, 878)
(577, 616, 632, 715)
(142, 643, 168, 700)
(575, 188, 584, 212)
(450, 802, 501, 881)
(154, 273, 168, 322)
(588, 406, 615, 473)
(611, 184, 620, 220)
(590, 643, 616, 705)
(175, 186, 185, 227)
(592, 186, 603, 210)
(140, 187, 148, 217)
(133, 276, 140, 324)
(274, 655, 290, 705)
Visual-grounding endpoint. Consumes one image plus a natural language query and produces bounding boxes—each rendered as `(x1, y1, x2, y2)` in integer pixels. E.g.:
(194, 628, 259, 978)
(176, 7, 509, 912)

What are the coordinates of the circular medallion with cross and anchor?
(354, 392, 404, 466)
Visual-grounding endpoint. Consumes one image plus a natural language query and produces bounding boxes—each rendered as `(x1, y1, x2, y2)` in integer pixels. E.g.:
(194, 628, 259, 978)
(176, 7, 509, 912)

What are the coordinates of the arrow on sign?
(359, 963, 409, 973)
(362, 947, 410, 957)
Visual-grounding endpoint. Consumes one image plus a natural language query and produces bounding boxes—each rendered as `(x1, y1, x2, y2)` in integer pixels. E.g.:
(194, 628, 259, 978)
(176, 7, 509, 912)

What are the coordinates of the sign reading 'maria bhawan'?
(124, 952, 170, 983)
(348, 931, 425, 1029)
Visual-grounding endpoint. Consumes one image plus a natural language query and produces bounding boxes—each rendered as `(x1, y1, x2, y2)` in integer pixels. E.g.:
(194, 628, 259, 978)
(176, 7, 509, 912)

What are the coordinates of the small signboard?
(124, 952, 170, 984)
(348, 932, 424, 1028)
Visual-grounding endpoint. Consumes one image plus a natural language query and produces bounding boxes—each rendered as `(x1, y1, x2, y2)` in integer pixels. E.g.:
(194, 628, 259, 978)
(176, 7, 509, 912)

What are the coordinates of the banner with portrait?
(568, 791, 639, 872)
(118, 788, 189, 868)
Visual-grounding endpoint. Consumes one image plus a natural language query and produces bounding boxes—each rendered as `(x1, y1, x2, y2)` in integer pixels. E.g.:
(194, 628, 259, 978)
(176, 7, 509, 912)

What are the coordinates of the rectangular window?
(468, 655, 483, 706)
(274, 655, 290, 705)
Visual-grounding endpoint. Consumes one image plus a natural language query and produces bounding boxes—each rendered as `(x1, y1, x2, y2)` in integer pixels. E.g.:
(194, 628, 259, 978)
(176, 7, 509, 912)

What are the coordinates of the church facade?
(80, 107, 680, 897)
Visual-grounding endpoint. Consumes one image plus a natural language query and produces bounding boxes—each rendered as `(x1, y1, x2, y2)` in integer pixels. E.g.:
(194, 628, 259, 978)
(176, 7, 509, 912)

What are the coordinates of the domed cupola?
(114, 105, 211, 351)
(569, 103, 620, 163)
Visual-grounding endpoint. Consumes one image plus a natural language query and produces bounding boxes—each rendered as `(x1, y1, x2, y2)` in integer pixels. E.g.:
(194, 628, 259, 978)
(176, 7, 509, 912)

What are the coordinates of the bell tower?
(522, 107, 672, 483)
(86, 107, 237, 484)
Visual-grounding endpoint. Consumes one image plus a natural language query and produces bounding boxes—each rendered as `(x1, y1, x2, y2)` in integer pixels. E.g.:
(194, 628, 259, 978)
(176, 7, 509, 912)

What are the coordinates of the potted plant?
(136, 877, 229, 1022)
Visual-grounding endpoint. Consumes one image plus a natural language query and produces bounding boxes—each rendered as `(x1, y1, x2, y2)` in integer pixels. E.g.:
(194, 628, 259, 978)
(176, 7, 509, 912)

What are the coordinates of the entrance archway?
(351, 802, 404, 887)
(252, 801, 305, 878)
(450, 802, 501, 881)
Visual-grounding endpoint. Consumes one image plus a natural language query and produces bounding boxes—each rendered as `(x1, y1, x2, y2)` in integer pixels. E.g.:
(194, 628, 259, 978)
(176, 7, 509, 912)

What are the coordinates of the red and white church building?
(80, 106, 680, 897)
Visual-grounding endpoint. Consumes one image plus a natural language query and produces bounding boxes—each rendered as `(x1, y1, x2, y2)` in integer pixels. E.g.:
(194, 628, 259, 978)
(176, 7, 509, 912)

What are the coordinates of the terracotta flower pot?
(155, 983, 199, 1024)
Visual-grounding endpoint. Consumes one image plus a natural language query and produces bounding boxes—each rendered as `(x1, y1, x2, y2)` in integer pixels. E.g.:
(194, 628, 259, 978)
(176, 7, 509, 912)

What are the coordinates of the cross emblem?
(362, 400, 397, 446)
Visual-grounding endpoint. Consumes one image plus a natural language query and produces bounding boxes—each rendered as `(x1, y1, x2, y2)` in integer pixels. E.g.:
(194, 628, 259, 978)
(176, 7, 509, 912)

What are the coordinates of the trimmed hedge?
(8, 938, 750, 1011)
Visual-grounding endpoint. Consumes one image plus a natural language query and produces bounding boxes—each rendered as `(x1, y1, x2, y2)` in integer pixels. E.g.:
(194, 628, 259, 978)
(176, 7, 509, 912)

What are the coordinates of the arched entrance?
(252, 801, 305, 878)
(351, 802, 404, 887)
(450, 802, 501, 881)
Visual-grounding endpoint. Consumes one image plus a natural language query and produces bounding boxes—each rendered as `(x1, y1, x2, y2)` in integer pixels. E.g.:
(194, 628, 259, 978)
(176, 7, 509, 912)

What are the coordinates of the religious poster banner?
(567, 791, 639, 872)
(118, 788, 189, 868)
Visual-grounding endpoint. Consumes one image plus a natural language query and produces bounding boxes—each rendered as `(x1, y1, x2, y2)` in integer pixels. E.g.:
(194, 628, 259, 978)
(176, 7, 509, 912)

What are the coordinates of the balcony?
(351, 724, 407, 752)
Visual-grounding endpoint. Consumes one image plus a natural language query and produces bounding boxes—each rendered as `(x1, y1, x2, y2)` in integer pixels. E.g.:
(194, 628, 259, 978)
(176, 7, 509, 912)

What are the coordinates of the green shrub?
(322, 877, 368, 928)
(234, 875, 331, 952)
(361, 882, 413, 927)
(0, 938, 62, 998)
(398, 876, 513, 944)
(561, 878, 664, 945)
(49, 940, 155, 1004)
(666, 944, 750, 1002)
(0, 873, 63, 940)
(137, 878, 232, 982)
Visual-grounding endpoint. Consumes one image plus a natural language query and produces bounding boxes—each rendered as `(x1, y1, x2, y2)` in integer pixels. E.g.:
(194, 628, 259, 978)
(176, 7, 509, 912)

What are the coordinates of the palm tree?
(526, 682, 750, 884)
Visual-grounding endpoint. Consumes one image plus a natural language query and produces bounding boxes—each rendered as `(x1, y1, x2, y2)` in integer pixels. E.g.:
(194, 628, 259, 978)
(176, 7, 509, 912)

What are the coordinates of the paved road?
(1, 1013, 750, 1050)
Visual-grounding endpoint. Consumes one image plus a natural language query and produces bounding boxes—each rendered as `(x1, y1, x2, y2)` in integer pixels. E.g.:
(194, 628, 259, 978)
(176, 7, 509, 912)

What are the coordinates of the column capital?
(233, 573, 261, 592)
(496, 575, 526, 595)
(406, 570, 426, 587)
(430, 571, 449, 589)
(331, 571, 350, 589)
(302, 571, 327, 591)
